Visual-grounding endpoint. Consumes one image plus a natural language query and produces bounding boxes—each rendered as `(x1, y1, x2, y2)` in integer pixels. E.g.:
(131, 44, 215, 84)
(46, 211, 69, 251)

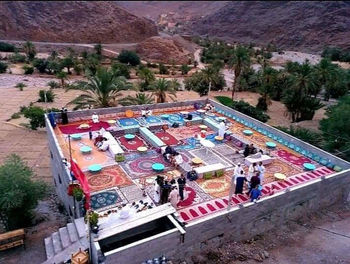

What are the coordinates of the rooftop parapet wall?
(209, 99, 350, 170)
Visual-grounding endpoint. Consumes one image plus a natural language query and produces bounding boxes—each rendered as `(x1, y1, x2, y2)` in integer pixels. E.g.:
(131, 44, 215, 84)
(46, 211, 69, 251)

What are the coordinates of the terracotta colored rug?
(58, 121, 110, 135)
(85, 165, 133, 192)
(274, 149, 313, 167)
(118, 134, 148, 151)
(167, 125, 213, 141)
(154, 131, 179, 146)
(264, 158, 303, 184)
(196, 171, 232, 198)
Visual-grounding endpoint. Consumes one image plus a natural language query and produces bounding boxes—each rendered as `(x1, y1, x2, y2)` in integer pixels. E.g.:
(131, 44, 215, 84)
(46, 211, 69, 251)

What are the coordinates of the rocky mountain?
(0, 1, 158, 43)
(188, 1, 350, 52)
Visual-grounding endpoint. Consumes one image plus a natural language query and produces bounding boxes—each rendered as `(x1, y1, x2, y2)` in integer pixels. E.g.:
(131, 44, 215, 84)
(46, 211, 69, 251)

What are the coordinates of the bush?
(274, 126, 323, 148)
(117, 50, 140, 66)
(0, 154, 47, 230)
(215, 96, 270, 122)
(47, 80, 60, 89)
(256, 97, 268, 111)
(38, 90, 55, 103)
(11, 112, 21, 119)
(23, 106, 46, 130)
(111, 63, 130, 78)
(181, 64, 190, 75)
(23, 65, 34, 74)
(72, 187, 84, 202)
(8, 52, 26, 63)
(15, 82, 26, 91)
(158, 63, 169, 74)
(0, 42, 16, 52)
(0, 61, 8, 73)
(33, 58, 49, 73)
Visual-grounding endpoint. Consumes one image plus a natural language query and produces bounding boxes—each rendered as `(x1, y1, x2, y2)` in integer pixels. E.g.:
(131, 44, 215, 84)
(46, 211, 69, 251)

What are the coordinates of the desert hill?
(0, 1, 158, 43)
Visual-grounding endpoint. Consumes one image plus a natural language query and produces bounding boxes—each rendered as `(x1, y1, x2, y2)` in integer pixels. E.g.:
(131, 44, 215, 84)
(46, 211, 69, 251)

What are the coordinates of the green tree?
(159, 63, 169, 75)
(33, 58, 49, 73)
(0, 42, 15, 52)
(61, 56, 74, 74)
(47, 80, 60, 89)
(23, 106, 46, 130)
(0, 154, 47, 230)
(15, 82, 26, 91)
(201, 65, 220, 95)
(23, 41, 36, 61)
(22, 65, 34, 75)
(111, 63, 130, 79)
(137, 67, 155, 91)
(117, 50, 140, 66)
(149, 78, 177, 103)
(67, 67, 133, 109)
(180, 64, 190, 75)
(94, 43, 102, 57)
(119, 92, 154, 106)
(256, 67, 278, 111)
(56, 71, 68, 87)
(0, 61, 8, 73)
(82, 53, 100, 75)
(38, 90, 55, 103)
(228, 45, 251, 99)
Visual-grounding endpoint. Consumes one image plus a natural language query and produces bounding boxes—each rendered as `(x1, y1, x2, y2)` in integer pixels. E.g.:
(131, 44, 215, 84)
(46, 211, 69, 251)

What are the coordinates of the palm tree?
(137, 67, 155, 91)
(256, 67, 277, 110)
(149, 78, 177, 103)
(66, 67, 133, 109)
(56, 71, 68, 87)
(228, 45, 251, 100)
(313, 58, 338, 100)
(201, 65, 219, 96)
(119, 93, 154, 106)
(23, 41, 36, 61)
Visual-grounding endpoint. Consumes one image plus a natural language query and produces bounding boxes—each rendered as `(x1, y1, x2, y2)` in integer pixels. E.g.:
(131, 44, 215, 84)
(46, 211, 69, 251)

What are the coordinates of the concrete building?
(44, 99, 350, 264)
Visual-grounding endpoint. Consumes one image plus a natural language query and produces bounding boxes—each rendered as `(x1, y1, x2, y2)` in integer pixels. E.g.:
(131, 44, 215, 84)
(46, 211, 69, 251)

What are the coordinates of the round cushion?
(197, 109, 205, 114)
(199, 125, 208, 130)
(180, 111, 189, 115)
(71, 133, 82, 140)
(88, 164, 102, 172)
(152, 163, 165, 172)
(243, 129, 253, 136)
(303, 163, 316, 171)
(107, 120, 116, 125)
(79, 123, 90, 129)
(266, 142, 277, 148)
(137, 146, 148, 153)
(124, 134, 135, 140)
(80, 146, 92, 154)
(274, 173, 286, 180)
(192, 157, 203, 165)
(125, 110, 134, 118)
(215, 136, 224, 141)
(161, 114, 170, 119)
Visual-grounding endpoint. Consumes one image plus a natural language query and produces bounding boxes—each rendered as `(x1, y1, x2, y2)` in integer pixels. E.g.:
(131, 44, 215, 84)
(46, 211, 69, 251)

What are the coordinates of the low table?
(215, 136, 224, 141)
(88, 164, 102, 173)
(266, 141, 277, 149)
(80, 146, 92, 154)
(200, 139, 215, 155)
(274, 173, 286, 180)
(192, 157, 203, 165)
(180, 111, 189, 116)
(152, 163, 165, 172)
(79, 123, 90, 130)
(71, 133, 82, 140)
(243, 129, 253, 136)
(137, 146, 148, 153)
(303, 163, 316, 171)
(124, 134, 135, 140)
(197, 109, 206, 115)
(107, 120, 116, 125)
(199, 125, 208, 130)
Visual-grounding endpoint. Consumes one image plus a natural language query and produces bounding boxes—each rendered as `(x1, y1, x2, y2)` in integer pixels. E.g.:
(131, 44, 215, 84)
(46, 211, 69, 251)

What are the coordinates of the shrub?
(181, 64, 190, 75)
(33, 58, 49, 73)
(0, 154, 47, 230)
(215, 96, 270, 122)
(38, 90, 55, 102)
(15, 82, 26, 91)
(0, 61, 8, 73)
(47, 80, 60, 89)
(0, 41, 16, 52)
(8, 52, 26, 63)
(158, 63, 169, 74)
(22, 65, 34, 74)
(274, 126, 323, 148)
(72, 187, 84, 202)
(23, 106, 46, 130)
(11, 112, 21, 119)
(111, 63, 130, 78)
(73, 64, 82, 75)
(117, 50, 140, 66)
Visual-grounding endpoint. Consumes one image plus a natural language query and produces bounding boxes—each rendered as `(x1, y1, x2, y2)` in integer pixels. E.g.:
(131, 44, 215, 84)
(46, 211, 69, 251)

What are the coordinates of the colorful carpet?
(167, 114, 184, 124)
(145, 116, 163, 124)
(264, 158, 303, 184)
(167, 125, 213, 141)
(154, 131, 179, 146)
(85, 165, 133, 192)
(189, 148, 232, 167)
(118, 118, 139, 127)
(90, 188, 126, 211)
(58, 121, 110, 135)
(274, 149, 313, 167)
(196, 171, 233, 198)
(117, 134, 148, 151)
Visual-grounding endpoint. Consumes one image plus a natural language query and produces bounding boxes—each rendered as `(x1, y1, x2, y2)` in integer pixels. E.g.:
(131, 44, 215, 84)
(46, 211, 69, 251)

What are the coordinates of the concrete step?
(58, 227, 70, 249)
(44, 237, 55, 260)
(67, 222, 79, 243)
(74, 218, 87, 239)
(51, 232, 63, 254)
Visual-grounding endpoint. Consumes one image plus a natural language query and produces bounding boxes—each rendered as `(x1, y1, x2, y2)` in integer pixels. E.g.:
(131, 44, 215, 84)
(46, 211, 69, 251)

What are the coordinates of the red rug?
(177, 186, 196, 207)
(154, 131, 179, 146)
(275, 149, 312, 167)
(118, 135, 146, 151)
(58, 121, 110, 135)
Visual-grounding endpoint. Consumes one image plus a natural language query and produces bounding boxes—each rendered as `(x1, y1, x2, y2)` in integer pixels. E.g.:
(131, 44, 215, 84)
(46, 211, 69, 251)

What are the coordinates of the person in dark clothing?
(160, 180, 171, 204)
(89, 129, 93, 140)
(163, 145, 175, 161)
(249, 144, 257, 155)
(187, 169, 198, 181)
(243, 144, 250, 157)
(250, 185, 261, 202)
(235, 170, 247, 194)
(247, 172, 261, 195)
(177, 174, 186, 200)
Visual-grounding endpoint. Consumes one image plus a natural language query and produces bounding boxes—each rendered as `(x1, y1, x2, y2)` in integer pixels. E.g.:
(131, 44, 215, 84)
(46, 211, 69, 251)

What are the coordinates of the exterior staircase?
(42, 217, 89, 264)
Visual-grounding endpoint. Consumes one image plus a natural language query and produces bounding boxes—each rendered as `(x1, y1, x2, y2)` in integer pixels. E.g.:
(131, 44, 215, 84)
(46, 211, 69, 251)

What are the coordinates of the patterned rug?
(264, 158, 303, 184)
(117, 134, 148, 151)
(212, 144, 242, 165)
(189, 148, 232, 167)
(167, 114, 184, 124)
(85, 165, 133, 192)
(118, 118, 139, 127)
(58, 121, 110, 135)
(196, 171, 233, 198)
(167, 125, 213, 141)
(154, 131, 179, 146)
(90, 188, 126, 211)
(274, 149, 313, 167)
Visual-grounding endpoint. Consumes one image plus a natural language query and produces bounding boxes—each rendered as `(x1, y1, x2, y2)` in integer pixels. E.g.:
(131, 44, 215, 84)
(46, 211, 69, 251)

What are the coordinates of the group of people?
(161, 145, 183, 168)
(243, 143, 259, 157)
(153, 174, 187, 208)
(233, 161, 266, 202)
(92, 128, 109, 151)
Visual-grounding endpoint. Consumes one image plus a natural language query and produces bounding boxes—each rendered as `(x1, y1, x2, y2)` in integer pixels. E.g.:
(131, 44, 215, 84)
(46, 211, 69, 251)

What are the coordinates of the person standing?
(258, 162, 266, 184)
(235, 170, 247, 195)
(243, 144, 250, 157)
(153, 177, 162, 204)
(234, 163, 242, 178)
(177, 174, 186, 201)
(248, 163, 256, 182)
(169, 186, 179, 208)
(247, 172, 261, 195)
(160, 180, 171, 204)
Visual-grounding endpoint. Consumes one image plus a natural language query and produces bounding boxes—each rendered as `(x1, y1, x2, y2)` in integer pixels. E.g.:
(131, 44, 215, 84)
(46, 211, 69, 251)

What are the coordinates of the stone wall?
(102, 170, 350, 264)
